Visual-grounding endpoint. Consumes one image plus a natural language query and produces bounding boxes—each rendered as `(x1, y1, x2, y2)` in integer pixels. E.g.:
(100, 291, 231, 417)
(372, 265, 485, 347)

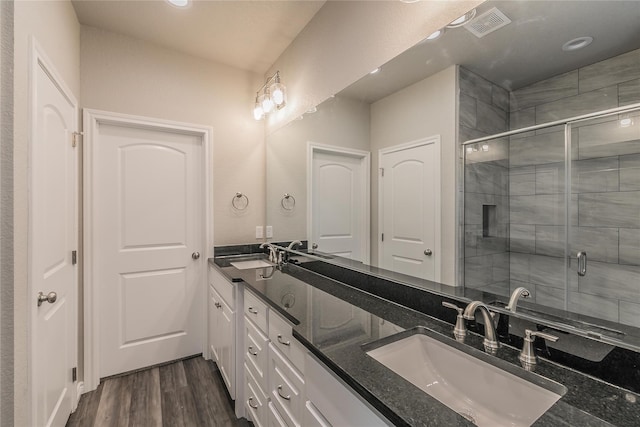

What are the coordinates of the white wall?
(370, 66, 458, 285)
(265, 0, 483, 133)
(0, 2, 13, 424)
(13, 1, 81, 424)
(266, 96, 370, 242)
(80, 26, 265, 246)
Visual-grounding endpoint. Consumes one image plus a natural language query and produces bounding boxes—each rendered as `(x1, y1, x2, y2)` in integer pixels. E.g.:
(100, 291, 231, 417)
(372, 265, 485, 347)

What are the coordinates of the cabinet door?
(209, 286, 221, 363)
(218, 297, 235, 397)
(209, 284, 235, 398)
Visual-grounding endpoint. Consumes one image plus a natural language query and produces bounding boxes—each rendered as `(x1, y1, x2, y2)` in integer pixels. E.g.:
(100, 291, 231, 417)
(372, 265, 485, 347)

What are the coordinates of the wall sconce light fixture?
(253, 70, 287, 120)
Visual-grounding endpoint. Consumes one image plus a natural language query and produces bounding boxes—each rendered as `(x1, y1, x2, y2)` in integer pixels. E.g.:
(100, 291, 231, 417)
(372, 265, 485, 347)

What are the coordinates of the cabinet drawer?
(269, 310, 305, 372)
(304, 401, 332, 427)
(209, 266, 235, 308)
(305, 353, 388, 426)
(245, 314, 269, 392)
(245, 363, 268, 427)
(245, 289, 268, 333)
(268, 402, 288, 427)
(268, 343, 305, 427)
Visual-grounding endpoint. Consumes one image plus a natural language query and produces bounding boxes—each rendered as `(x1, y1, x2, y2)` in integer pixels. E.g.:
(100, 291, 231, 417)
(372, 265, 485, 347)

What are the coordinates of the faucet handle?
(442, 301, 464, 314)
(519, 329, 559, 371)
(442, 301, 467, 342)
(527, 330, 559, 343)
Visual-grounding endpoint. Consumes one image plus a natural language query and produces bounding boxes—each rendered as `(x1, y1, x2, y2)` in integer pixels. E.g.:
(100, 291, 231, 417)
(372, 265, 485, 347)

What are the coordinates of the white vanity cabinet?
(244, 289, 271, 426)
(211, 263, 390, 426)
(305, 353, 390, 427)
(208, 266, 236, 399)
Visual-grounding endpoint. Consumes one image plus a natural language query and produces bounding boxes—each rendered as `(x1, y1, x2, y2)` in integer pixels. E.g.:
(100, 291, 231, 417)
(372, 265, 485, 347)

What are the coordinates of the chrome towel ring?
(281, 193, 296, 210)
(232, 192, 249, 210)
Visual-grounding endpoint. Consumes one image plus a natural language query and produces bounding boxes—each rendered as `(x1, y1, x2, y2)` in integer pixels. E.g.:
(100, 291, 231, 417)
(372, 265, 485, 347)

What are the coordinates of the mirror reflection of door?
(379, 137, 441, 281)
(308, 144, 370, 263)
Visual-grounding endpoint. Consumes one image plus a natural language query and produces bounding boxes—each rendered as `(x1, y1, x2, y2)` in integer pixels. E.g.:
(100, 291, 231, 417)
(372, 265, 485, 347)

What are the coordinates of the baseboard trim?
(76, 381, 85, 405)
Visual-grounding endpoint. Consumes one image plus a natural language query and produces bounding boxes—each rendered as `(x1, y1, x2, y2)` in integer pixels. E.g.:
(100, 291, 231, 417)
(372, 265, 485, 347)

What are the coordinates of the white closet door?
(311, 150, 367, 261)
(92, 117, 204, 378)
(380, 138, 440, 281)
(32, 46, 78, 427)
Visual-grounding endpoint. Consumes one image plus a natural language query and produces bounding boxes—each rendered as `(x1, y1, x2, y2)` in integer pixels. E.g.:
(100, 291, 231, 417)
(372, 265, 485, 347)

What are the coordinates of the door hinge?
(381, 233, 384, 242)
(380, 167, 384, 177)
(72, 367, 77, 382)
(72, 250, 77, 265)
(72, 131, 83, 148)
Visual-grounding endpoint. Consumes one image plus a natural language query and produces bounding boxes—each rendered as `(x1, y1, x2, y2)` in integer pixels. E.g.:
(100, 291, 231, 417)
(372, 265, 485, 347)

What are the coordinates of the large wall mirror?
(267, 1, 640, 349)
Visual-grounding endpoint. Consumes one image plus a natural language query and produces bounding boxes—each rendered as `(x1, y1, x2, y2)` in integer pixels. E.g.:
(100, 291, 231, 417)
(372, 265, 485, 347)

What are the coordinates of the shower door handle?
(577, 251, 587, 277)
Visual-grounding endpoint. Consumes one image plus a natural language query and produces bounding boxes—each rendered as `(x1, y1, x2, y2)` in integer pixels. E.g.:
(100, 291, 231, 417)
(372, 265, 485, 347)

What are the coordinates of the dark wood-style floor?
(67, 356, 249, 427)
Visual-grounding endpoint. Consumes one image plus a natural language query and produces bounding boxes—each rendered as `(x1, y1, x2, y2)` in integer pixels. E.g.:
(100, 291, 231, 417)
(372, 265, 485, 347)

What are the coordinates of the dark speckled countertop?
(210, 257, 640, 426)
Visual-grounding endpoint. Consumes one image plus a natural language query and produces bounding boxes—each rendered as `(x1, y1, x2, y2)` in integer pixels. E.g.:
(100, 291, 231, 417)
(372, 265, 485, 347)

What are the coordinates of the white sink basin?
(366, 328, 565, 426)
(230, 259, 273, 270)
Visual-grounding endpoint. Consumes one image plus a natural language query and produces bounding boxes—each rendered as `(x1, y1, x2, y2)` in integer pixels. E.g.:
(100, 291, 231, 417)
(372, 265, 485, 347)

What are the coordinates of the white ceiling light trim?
(562, 36, 594, 52)
(166, 0, 190, 8)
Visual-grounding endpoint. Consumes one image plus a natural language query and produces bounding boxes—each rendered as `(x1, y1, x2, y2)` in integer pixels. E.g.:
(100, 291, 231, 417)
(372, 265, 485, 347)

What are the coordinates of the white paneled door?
(379, 137, 441, 281)
(31, 44, 78, 427)
(309, 145, 370, 263)
(88, 112, 207, 379)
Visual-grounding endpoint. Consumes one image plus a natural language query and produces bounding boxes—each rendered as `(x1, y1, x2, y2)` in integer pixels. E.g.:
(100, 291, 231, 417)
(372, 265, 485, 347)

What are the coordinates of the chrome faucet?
(259, 242, 278, 263)
(463, 301, 500, 355)
(506, 287, 531, 312)
(287, 240, 302, 250)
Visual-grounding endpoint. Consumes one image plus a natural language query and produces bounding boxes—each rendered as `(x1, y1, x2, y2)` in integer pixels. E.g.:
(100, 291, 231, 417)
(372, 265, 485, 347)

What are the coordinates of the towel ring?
(281, 193, 296, 210)
(232, 192, 249, 210)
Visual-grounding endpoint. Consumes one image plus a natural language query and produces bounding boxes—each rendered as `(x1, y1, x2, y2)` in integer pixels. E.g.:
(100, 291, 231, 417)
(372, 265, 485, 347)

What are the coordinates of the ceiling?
(72, 0, 326, 74)
(340, 0, 640, 103)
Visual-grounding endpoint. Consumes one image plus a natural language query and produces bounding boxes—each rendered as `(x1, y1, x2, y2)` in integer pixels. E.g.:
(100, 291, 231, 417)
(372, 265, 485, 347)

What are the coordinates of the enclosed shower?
(463, 102, 640, 328)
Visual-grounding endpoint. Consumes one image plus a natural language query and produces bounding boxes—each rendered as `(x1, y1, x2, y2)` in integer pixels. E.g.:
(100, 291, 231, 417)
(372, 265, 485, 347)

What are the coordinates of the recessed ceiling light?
(620, 117, 633, 127)
(370, 68, 381, 75)
(562, 36, 593, 52)
(426, 29, 444, 41)
(306, 107, 318, 114)
(167, 0, 190, 8)
(446, 9, 477, 28)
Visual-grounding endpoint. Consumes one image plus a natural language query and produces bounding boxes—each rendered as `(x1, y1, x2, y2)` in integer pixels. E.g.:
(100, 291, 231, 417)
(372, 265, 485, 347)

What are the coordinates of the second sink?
(365, 326, 566, 426)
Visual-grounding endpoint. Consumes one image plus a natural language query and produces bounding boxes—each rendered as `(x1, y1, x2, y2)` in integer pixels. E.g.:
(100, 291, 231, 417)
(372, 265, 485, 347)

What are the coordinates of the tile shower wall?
(460, 67, 511, 295)
(508, 48, 640, 326)
(462, 48, 640, 327)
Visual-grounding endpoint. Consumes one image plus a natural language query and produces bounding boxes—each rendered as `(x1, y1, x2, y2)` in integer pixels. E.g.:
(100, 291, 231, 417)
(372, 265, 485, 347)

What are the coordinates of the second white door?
(89, 113, 205, 378)
(309, 145, 370, 263)
(379, 137, 441, 281)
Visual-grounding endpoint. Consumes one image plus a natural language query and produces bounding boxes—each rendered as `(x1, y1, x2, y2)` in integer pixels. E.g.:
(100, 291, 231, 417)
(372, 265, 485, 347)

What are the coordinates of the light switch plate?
(266, 226, 273, 238)
(255, 226, 263, 239)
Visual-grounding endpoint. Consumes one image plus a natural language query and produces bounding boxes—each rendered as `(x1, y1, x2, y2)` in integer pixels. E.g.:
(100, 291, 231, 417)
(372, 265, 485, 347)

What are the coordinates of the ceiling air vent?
(464, 7, 511, 38)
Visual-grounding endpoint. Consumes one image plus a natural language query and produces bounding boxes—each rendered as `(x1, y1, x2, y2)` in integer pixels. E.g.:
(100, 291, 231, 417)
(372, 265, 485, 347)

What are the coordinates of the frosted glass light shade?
(253, 103, 264, 120)
(260, 92, 274, 114)
(270, 82, 286, 106)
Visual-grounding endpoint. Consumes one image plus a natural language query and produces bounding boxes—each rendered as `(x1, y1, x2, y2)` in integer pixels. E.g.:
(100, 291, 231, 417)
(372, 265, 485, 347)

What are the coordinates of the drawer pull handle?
(248, 397, 259, 409)
(248, 346, 258, 356)
(277, 385, 291, 401)
(277, 334, 291, 346)
(248, 307, 258, 314)
(214, 302, 222, 309)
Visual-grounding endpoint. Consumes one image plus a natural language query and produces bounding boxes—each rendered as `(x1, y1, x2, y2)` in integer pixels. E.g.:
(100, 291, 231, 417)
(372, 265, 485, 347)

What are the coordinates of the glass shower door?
(568, 110, 640, 326)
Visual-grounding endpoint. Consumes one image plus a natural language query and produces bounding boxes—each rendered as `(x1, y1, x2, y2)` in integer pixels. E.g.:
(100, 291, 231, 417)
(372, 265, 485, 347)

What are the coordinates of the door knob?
(192, 251, 200, 260)
(312, 243, 318, 250)
(424, 249, 433, 256)
(37, 291, 57, 307)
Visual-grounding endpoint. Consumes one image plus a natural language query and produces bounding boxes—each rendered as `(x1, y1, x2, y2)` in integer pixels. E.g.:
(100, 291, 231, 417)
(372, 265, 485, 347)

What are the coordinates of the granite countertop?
(210, 257, 640, 426)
